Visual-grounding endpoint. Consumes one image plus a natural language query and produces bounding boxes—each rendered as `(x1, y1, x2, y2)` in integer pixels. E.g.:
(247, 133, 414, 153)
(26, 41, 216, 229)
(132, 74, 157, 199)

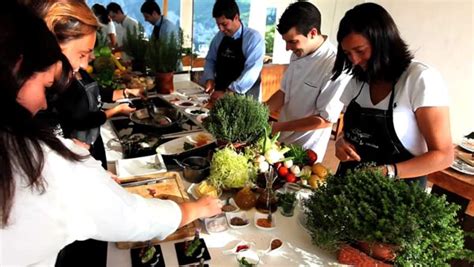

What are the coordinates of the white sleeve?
(106, 22, 116, 35)
(49, 140, 182, 242)
(316, 73, 351, 122)
(407, 64, 450, 111)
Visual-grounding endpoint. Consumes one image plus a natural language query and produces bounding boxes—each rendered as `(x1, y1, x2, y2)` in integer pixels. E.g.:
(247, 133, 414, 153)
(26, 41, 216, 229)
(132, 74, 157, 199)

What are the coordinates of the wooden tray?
(116, 171, 201, 249)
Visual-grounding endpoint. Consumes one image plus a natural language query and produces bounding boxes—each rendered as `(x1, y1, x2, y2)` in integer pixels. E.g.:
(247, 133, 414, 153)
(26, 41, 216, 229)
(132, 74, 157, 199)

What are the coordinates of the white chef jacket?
(279, 39, 351, 160)
(340, 61, 450, 156)
(115, 15, 139, 47)
(0, 138, 181, 266)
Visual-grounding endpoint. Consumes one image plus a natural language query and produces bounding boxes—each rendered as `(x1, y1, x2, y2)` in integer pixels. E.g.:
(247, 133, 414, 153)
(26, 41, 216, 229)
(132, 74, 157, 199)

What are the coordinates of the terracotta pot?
(154, 72, 174, 94)
(338, 244, 393, 267)
(357, 241, 398, 262)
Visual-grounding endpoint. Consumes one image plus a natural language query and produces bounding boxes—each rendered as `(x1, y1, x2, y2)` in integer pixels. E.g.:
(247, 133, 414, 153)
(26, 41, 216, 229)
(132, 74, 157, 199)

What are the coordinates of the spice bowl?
(254, 211, 276, 231)
(225, 211, 250, 229)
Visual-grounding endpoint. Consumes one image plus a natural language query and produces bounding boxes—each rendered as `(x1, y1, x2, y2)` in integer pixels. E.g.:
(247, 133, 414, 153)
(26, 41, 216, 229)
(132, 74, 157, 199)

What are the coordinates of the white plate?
(225, 211, 250, 229)
(184, 107, 209, 116)
(450, 158, 474, 175)
(173, 100, 199, 108)
(155, 132, 215, 155)
(115, 154, 166, 180)
(459, 138, 474, 153)
(254, 211, 276, 231)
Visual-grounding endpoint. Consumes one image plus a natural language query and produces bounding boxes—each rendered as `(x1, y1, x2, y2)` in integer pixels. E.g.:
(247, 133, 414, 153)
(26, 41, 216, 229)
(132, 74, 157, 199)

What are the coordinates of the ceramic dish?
(450, 158, 474, 175)
(221, 198, 240, 213)
(115, 154, 166, 180)
(204, 214, 229, 234)
(254, 211, 276, 231)
(184, 107, 209, 116)
(225, 211, 250, 229)
(173, 100, 199, 108)
(459, 138, 474, 153)
(236, 250, 260, 266)
(187, 181, 221, 200)
(155, 132, 215, 156)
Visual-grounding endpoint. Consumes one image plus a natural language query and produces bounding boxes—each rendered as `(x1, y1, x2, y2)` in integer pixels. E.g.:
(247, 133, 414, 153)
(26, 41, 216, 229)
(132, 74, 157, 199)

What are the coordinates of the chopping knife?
(121, 177, 173, 188)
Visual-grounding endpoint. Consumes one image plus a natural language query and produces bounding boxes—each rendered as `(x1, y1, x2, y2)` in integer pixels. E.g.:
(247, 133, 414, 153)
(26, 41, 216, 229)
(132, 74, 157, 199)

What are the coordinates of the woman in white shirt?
(331, 3, 453, 186)
(92, 3, 117, 47)
(0, 4, 221, 266)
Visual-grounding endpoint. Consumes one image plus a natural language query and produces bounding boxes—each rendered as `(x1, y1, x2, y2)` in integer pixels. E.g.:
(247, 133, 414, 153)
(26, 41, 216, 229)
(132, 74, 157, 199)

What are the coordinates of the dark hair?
(212, 0, 240, 19)
(0, 3, 83, 227)
(141, 0, 161, 15)
(332, 3, 413, 82)
(277, 2, 321, 36)
(106, 2, 123, 14)
(92, 3, 110, 25)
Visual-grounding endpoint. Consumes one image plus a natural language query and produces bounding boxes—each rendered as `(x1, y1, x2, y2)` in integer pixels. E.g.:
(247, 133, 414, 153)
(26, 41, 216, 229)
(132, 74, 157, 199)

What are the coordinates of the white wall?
(308, 0, 473, 142)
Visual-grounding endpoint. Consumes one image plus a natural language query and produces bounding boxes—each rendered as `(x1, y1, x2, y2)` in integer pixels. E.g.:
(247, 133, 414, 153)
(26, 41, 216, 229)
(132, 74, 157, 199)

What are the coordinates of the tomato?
(285, 173, 297, 183)
(278, 166, 289, 177)
(306, 149, 318, 165)
(273, 162, 283, 170)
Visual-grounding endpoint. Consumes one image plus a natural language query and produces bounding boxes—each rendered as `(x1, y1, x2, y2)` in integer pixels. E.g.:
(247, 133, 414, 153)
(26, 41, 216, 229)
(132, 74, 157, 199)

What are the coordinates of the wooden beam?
(163, 0, 168, 17)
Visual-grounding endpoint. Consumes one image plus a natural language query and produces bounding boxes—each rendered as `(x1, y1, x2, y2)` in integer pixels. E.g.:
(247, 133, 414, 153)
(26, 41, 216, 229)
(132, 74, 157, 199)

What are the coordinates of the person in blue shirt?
(140, 0, 178, 41)
(201, 0, 265, 102)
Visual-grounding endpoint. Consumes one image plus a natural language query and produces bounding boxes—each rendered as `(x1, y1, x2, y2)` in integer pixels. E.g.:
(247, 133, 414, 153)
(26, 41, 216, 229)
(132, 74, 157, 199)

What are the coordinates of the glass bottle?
(255, 168, 278, 213)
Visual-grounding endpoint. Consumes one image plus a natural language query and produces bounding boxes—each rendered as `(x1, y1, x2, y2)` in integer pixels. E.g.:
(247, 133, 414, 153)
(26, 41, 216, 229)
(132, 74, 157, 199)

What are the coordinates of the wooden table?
(428, 166, 474, 216)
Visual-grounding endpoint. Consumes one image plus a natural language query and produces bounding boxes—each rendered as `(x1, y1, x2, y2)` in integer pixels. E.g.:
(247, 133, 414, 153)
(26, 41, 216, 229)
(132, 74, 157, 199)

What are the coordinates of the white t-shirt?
(278, 39, 351, 160)
(340, 61, 450, 156)
(115, 16, 139, 47)
(1, 139, 181, 266)
(98, 21, 116, 45)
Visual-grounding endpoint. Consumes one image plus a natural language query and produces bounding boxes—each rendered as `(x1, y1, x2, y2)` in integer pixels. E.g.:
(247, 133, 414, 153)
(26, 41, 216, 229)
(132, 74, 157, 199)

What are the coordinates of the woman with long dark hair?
(0, 5, 221, 266)
(332, 3, 453, 186)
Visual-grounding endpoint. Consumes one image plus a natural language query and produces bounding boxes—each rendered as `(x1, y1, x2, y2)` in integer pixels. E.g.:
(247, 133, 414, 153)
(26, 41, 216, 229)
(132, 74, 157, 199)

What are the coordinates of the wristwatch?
(385, 164, 396, 179)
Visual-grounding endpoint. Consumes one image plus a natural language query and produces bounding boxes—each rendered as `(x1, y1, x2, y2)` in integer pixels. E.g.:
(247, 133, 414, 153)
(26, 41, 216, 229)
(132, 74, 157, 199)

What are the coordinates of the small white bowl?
(225, 211, 250, 229)
(236, 249, 260, 266)
(221, 198, 240, 213)
(254, 211, 276, 231)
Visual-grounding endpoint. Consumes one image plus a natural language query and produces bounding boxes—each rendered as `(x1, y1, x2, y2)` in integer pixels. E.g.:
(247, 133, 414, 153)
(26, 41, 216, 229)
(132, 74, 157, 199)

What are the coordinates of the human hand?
(106, 170, 121, 184)
(335, 137, 361, 162)
(115, 103, 136, 115)
(204, 80, 215, 93)
(196, 196, 222, 218)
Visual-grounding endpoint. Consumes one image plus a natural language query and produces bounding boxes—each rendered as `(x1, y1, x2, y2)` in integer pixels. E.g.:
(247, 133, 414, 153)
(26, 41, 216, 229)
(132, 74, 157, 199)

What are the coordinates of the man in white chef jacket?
(266, 2, 351, 161)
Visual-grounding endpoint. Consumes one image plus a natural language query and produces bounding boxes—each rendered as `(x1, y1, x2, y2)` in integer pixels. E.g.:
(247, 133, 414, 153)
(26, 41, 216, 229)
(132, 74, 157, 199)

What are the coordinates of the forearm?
(273, 115, 332, 133)
(395, 148, 454, 178)
(178, 202, 200, 227)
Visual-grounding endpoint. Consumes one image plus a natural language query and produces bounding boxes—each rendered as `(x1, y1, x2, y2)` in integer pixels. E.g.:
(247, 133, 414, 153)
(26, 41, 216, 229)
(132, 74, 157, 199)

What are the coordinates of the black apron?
(215, 24, 261, 100)
(70, 70, 102, 146)
(337, 83, 426, 187)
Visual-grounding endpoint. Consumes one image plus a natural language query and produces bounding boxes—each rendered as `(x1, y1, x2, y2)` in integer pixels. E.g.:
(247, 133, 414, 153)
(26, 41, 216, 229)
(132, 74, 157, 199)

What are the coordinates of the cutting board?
(116, 171, 201, 249)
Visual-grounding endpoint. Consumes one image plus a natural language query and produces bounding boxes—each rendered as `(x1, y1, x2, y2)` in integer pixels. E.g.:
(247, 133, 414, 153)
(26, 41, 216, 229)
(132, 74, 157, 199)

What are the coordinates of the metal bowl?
(181, 156, 210, 183)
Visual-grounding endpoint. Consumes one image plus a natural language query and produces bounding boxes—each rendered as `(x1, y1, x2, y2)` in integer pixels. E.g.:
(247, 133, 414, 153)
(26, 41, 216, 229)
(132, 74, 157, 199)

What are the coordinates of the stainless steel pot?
(177, 156, 210, 183)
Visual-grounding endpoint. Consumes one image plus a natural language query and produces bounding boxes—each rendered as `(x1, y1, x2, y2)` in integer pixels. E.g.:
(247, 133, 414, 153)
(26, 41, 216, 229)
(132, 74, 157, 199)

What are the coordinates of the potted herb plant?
(122, 23, 148, 73)
(302, 168, 467, 266)
(145, 29, 182, 94)
(203, 94, 270, 147)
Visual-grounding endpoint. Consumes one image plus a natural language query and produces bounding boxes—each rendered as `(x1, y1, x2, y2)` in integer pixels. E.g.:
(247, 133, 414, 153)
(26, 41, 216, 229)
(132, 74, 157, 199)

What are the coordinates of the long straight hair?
(332, 3, 413, 83)
(0, 3, 84, 228)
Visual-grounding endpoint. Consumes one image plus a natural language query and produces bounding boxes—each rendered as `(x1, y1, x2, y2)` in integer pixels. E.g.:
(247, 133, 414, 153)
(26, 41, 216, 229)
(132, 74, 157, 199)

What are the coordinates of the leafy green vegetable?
(303, 168, 467, 266)
(140, 245, 156, 263)
(185, 237, 201, 257)
(203, 94, 270, 144)
(285, 144, 308, 165)
(208, 146, 256, 189)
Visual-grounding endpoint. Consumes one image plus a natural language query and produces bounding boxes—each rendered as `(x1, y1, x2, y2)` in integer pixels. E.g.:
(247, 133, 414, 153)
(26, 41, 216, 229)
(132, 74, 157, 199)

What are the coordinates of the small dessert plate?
(254, 211, 276, 231)
(225, 211, 250, 229)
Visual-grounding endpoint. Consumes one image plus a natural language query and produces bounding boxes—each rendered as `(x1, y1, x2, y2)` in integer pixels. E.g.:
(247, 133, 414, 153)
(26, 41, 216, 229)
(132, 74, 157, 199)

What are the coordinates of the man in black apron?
(202, 0, 264, 102)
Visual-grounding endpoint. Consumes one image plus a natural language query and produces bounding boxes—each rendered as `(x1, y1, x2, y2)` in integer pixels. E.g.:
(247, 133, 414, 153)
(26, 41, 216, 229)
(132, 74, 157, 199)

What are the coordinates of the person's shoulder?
(404, 61, 443, 81)
(245, 26, 263, 39)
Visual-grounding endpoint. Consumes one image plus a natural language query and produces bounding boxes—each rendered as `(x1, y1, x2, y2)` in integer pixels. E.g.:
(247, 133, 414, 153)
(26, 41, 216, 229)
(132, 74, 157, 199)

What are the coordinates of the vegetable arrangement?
(208, 146, 256, 189)
(303, 168, 467, 266)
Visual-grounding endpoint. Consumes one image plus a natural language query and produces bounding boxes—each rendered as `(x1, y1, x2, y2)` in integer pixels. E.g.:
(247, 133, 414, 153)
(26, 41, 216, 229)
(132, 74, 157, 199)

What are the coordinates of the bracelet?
(385, 164, 396, 179)
(123, 89, 128, 98)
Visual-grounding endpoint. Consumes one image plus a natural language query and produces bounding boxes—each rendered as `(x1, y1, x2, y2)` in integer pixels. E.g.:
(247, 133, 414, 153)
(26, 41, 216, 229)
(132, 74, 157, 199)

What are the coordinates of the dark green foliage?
(146, 30, 183, 73)
(303, 168, 466, 266)
(123, 23, 148, 64)
(203, 94, 270, 144)
(286, 144, 309, 165)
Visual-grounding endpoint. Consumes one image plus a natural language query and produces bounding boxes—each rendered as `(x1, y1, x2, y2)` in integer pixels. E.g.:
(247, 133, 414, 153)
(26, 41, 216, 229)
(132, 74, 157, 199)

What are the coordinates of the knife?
(121, 177, 173, 187)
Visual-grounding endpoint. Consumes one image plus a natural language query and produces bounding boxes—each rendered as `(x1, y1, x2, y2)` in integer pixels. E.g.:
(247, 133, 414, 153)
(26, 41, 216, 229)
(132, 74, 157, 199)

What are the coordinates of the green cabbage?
(208, 147, 255, 189)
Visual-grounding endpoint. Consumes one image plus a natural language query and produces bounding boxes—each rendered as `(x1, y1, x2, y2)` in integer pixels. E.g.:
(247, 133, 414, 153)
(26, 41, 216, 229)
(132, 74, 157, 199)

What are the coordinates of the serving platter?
(155, 132, 215, 156)
(450, 158, 474, 176)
